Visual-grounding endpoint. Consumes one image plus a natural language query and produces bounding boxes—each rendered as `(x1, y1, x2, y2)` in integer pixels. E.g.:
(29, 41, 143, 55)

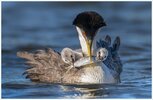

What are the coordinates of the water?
(2, 2, 151, 98)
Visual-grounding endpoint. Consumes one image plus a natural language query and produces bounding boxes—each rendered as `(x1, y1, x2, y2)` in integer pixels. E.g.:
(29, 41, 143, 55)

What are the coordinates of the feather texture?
(17, 36, 122, 84)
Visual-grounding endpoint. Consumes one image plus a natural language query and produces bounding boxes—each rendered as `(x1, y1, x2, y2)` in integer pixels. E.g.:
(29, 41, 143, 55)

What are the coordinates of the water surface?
(2, 2, 151, 98)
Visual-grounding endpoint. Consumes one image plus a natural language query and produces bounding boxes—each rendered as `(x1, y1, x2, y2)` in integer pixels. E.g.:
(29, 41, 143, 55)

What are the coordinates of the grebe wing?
(17, 48, 69, 83)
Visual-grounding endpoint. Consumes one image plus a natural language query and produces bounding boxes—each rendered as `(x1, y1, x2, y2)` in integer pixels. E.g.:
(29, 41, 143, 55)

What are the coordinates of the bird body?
(80, 62, 115, 84)
(17, 11, 122, 84)
(17, 36, 121, 84)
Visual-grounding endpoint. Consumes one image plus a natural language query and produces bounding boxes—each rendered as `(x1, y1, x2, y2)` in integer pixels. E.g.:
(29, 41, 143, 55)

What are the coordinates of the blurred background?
(2, 2, 151, 98)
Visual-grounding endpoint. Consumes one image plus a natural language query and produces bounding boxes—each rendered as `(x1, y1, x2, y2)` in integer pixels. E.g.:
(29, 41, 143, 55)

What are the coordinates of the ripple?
(2, 2, 151, 99)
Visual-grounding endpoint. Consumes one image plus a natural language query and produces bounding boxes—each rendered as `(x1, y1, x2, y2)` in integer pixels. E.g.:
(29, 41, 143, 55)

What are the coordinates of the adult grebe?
(17, 11, 122, 84)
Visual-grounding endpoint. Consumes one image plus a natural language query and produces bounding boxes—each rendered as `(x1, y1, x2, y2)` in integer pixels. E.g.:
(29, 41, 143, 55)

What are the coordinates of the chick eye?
(98, 52, 101, 55)
(70, 55, 73, 58)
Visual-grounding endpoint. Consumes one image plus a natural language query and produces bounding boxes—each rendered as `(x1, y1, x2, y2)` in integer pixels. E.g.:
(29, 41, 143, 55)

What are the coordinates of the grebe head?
(73, 11, 106, 61)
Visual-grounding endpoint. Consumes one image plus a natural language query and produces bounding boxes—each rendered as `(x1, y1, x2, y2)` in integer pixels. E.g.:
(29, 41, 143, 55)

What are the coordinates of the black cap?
(73, 11, 106, 30)
(73, 11, 106, 39)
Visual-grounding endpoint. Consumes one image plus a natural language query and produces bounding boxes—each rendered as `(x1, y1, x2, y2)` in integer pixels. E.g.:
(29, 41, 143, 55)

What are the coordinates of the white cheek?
(101, 49, 108, 56)
(61, 55, 65, 63)
(76, 27, 88, 55)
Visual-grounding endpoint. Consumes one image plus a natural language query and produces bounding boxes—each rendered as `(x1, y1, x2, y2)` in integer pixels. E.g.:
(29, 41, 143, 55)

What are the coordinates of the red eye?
(82, 32, 87, 37)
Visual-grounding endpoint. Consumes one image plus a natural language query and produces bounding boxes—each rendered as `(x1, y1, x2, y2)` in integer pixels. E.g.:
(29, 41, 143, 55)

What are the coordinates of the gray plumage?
(96, 35, 122, 82)
(17, 35, 122, 84)
(17, 48, 85, 84)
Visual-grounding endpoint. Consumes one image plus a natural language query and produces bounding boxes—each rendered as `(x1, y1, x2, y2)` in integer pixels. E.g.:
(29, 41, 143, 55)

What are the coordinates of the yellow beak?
(86, 39, 93, 62)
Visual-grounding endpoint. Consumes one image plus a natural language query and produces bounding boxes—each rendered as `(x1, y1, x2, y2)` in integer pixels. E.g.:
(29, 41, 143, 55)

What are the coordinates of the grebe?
(17, 11, 122, 84)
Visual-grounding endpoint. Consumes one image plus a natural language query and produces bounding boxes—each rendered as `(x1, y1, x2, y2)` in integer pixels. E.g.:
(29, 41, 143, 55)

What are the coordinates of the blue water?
(2, 2, 151, 98)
